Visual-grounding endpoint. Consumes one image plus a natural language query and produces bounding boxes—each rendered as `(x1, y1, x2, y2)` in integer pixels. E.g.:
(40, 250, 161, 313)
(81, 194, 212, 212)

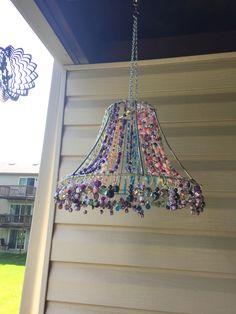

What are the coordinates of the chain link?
(128, 1, 139, 103)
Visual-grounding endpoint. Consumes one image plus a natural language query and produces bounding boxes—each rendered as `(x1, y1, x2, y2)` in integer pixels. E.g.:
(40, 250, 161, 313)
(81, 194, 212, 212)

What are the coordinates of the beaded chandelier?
(0, 45, 37, 102)
(54, 0, 205, 217)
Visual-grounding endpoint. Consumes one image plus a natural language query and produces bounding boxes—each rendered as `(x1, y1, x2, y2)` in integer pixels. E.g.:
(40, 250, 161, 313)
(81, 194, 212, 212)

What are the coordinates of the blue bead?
(115, 204, 121, 211)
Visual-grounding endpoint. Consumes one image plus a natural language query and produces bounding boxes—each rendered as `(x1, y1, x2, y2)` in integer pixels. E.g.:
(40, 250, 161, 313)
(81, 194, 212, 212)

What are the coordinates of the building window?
(10, 204, 32, 222)
(8, 229, 26, 250)
(19, 177, 36, 187)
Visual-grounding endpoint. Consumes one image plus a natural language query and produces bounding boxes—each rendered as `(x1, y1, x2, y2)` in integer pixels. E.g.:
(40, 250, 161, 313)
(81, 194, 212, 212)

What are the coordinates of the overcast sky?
(0, 0, 54, 164)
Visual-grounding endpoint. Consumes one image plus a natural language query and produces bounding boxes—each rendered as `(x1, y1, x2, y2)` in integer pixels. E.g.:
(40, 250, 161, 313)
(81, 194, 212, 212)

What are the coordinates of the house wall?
(0, 228, 8, 239)
(0, 199, 9, 214)
(21, 53, 236, 314)
(0, 174, 21, 185)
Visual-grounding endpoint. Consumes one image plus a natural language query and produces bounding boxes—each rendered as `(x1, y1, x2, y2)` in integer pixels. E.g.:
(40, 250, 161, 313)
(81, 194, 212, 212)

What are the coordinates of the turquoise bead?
(145, 202, 151, 209)
(115, 203, 121, 211)
(99, 185, 107, 195)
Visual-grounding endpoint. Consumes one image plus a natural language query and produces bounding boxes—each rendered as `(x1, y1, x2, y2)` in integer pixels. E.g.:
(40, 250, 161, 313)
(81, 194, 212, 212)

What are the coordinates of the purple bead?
(94, 180, 102, 188)
(194, 185, 202, 193)
(80, 184, 86, 191)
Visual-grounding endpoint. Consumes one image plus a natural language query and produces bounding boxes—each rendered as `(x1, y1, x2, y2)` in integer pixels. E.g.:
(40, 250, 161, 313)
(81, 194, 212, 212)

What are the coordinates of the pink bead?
(93, 187, 99, 193)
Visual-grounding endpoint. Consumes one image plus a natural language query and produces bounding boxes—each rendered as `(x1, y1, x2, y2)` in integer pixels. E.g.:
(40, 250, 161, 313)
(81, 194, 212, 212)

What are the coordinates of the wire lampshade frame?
(54, 0, 205, 217)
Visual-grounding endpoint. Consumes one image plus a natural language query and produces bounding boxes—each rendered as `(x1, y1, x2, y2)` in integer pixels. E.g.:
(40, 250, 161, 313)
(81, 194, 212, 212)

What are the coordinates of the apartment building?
(0, 163, 39, 252)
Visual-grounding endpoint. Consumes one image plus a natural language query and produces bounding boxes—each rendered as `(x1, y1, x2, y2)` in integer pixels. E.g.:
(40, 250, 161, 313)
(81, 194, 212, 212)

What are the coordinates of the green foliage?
(0, 252, 26, 314)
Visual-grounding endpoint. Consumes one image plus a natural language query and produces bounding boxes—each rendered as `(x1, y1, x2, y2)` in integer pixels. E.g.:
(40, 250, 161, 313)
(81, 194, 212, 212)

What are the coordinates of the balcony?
(0, 185, 36, 200)
(0, 214, 32, 228)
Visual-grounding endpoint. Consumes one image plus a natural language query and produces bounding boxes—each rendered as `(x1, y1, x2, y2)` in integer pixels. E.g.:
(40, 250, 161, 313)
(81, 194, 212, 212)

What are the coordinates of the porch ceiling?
(15, 0, 236, 64)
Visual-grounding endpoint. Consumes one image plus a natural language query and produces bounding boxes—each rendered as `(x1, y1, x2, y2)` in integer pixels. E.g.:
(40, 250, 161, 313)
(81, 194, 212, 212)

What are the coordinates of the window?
(10, 204, 32, 222)
(8, 229, 26, 250)
(19, 177, 36, 187)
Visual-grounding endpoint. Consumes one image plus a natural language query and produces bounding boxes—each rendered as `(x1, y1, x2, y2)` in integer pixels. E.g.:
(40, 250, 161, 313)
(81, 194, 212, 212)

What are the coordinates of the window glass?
(19, 178, 27, 186)
(27, 178, 35, 186)
(16, 230, 26, 249)
(8, 229, 26, 250)
(10, 204, 20, 215)
(19, 177, 35, 186)
(9, 229, 17, 249)
(10, 204, 32, 215)
(21, 205, 26, 215)
(26, 205, 32, 215)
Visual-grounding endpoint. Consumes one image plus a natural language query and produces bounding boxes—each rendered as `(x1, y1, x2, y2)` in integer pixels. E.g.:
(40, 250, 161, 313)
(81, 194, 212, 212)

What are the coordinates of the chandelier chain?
(129, 1, 139, 103)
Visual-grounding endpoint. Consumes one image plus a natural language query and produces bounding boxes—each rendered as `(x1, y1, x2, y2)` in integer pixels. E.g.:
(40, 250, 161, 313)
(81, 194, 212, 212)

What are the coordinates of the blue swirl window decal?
(0, 45, 38, 102)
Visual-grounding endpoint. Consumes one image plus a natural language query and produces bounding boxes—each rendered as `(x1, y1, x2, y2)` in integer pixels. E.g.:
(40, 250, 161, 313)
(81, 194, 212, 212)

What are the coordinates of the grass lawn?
(0, 252, 26, 314)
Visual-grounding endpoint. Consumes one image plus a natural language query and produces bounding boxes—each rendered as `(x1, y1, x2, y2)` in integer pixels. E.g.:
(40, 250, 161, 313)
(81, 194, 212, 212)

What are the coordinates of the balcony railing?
(0, 185, 36, 199)
(0, 214, 32, 227)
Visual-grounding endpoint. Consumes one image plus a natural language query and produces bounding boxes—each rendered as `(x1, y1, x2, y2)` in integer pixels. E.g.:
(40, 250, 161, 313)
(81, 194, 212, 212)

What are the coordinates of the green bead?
(94, 200, 100, 208)
(88, 199, 94, 206)
(99, 185, 107, 195)
(144, 187, 152, 197)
